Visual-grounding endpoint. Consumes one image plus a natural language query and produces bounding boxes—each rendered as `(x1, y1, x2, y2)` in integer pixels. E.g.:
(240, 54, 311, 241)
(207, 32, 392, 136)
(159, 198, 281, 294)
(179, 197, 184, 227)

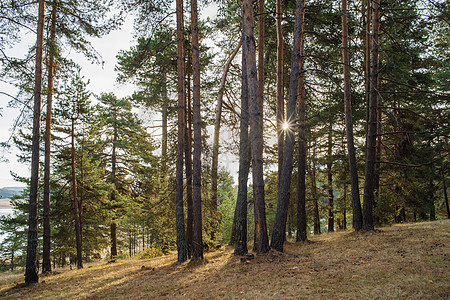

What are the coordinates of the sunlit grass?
(0, 220, 448, 299)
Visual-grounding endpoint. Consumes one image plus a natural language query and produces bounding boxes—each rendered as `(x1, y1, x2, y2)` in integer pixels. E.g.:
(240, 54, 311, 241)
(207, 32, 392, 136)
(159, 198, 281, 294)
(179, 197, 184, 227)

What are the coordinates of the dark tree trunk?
(211, 41, 241, 241)
(25, 0, 45, 284)
(185, 53, 193, 258)
(110, 111, 118, 259)
(71, 119, 83, 269)
(276, 0, 284, 188)
(429, 177, 436, 221)
(311, 144, 321, 234)
(176, 0, 187, 262)
(42, 1, 57, 274)
(442, 168, 449, 219)
(363, 0, 379, 231)
(343, 185, 348, 230)
(162, 72, 168, 169)
(229, 200, 238, 245)
(191, 0, 203, 260)
(296, 2, 307, 243)
(271, 0, 304, 252)
(234, 33, 250, 256)
(327, 117, 334, 232)
(342, 0, 363, 231)
(244, 0, 269, 254)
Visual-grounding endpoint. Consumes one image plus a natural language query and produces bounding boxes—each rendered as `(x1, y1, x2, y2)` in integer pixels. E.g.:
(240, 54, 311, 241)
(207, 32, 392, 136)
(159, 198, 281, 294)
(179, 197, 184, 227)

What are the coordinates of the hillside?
(0, 187, 24, 199)
(0, 220, 448, 299)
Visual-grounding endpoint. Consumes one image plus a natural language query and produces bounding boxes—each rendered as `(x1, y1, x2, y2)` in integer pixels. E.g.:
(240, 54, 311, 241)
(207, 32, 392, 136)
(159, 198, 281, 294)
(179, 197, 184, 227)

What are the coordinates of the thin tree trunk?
(245, 0, 269, 254)
(71, 119, 83, 269)
(191, 0, 203, 260)
(442, 168, 450, 219)
(234, 33, 250, 256)
(271, 0, 304, 252)
(185, 49, 193, 258)
(276, 0, 284, 188)
(327, 119, 334, 232)
(296, 0, 307, 243)
(342, 0, 363, 231)
(25, 0, 45, 284)
(311, 144, 320, 234)
(211, 40, 242, 240)
(364, 0, 371, 133)
(42, 1, 57, 274)
(176, 0, 187, 262)
(343, 184, 348, 230)
(110, 109, 118, 259)
(162, 72, 168, 169)
(363, 0, 379, 231)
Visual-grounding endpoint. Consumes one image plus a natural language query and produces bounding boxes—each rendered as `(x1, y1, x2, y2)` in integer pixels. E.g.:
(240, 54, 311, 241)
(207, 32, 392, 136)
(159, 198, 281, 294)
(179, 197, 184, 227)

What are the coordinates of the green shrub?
(135, 247, 164, 259)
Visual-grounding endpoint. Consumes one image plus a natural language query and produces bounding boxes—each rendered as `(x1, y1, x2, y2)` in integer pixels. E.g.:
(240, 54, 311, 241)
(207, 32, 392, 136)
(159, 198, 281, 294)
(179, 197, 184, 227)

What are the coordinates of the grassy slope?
(0, 220, 448, 299)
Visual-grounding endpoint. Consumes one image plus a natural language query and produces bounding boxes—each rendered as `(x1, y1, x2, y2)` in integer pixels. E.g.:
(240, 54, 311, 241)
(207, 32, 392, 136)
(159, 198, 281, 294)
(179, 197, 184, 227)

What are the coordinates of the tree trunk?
(185, 49, 193, 258)
(327, 120, 334, 232)
(276, 0, 284, 188)
(296, 1, 307, 243)
(363, 0, 379, 231)
(442, 167, 449, 219)
(271, 0, 304, 252)
(175, 0, 187, 262)
(244, 0, 269, 254)
(162, 72, 168, 169)
(42, 1, 57, 274)
(110, 109, 118, 259)
(191, 0, 203, 260)
(71, 119, 83, 269)
(25, 0, 45, 284)
(311, 144, 321, 234)
(342, 0, 363, 231)
(234, 33, 250, 256)
(211, 40, 242, 241)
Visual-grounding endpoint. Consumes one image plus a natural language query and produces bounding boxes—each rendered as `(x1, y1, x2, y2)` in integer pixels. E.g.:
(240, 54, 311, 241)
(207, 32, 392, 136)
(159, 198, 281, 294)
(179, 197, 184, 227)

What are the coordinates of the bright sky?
(0, 3, 238, 188)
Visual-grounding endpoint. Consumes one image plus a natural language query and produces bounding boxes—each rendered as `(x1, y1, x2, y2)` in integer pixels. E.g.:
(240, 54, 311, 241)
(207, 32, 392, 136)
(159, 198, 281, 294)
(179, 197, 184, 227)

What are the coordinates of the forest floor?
(0, 219, 448, 299)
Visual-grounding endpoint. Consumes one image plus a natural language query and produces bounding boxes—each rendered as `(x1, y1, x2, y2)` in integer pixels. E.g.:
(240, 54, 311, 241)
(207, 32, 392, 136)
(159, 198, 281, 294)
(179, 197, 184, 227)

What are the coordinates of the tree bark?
(71, 119, 83, 269)
(234, 33, 250, 256)
(110, 107, 118, 259)
(296, 1, 307, 243)
(25, 0, 45, 284)
(342, 0, 363, 231)
(211, 40, 241, 241)
(176, 0, 187, 262)
(191, 0, 203, 260)
(363, 0, 379, 231)
(42, 1, 57, 274)
(244, 0, 269, 254)
(327, 119, 334, 232)
(276, 0, 284, 188)
(271, 0, 304, 252)
(442, 167, 449, 219)
(185, 46, 193, 258)
(311, 144, 321, 234)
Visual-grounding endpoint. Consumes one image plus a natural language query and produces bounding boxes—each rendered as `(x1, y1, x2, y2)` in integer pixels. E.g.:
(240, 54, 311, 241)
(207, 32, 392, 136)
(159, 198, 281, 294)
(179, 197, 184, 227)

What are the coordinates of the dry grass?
(0, 220, 448, 299)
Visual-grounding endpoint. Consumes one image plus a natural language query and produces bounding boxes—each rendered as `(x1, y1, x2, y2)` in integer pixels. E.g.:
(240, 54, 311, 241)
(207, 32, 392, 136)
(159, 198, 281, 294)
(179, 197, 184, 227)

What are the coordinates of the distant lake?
(0, 208, 14, 244)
